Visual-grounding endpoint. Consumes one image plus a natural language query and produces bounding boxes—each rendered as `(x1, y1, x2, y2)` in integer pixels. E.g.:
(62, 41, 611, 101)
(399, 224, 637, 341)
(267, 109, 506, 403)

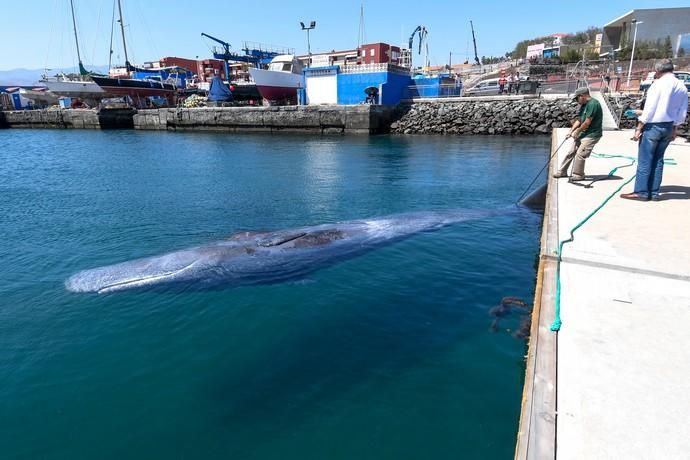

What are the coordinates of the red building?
(358, 43, 402, 65)
(159, 57, 226, 81)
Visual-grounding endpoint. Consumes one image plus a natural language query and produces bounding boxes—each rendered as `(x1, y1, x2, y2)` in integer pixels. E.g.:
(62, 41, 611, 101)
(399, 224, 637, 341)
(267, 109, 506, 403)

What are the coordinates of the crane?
(201, 32, 289, 80)
(408, 26, 429, 68)
(201, 32, 233, 80)
(470, 21, 480, 66)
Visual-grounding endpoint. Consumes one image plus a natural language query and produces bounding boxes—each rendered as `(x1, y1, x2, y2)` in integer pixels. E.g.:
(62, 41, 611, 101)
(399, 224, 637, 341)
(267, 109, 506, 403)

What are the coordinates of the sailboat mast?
(117, 0, 130, 66)
(69, 0, 83, 65)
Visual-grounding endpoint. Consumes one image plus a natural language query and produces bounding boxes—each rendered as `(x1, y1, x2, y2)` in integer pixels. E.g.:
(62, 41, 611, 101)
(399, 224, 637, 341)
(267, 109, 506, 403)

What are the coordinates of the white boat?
(248, 55, 304, 104)
(40, 0, 105, 100)
(42, 76, 105, 98)
(19, 88, 59, 107)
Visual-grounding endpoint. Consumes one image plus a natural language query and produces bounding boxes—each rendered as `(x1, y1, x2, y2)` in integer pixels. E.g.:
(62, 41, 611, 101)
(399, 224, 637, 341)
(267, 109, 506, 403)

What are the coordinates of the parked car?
(463, 78, 500, 96)
(463, 76, 539, 96)
(640, 71, 690, 92)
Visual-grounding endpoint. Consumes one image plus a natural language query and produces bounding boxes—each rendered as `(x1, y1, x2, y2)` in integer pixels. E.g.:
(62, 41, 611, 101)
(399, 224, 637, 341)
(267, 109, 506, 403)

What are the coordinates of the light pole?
(300, 21, 316, 65)
(626, 19, 643, 89)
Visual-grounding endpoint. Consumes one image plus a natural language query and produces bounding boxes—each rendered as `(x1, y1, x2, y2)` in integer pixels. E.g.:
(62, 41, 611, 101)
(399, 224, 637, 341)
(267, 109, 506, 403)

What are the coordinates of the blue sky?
(1, 0, 688, 71)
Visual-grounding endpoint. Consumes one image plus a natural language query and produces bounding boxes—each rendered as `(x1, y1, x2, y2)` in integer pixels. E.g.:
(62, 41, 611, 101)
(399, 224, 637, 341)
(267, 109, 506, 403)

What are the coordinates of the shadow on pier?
(97, 108, 135, 129)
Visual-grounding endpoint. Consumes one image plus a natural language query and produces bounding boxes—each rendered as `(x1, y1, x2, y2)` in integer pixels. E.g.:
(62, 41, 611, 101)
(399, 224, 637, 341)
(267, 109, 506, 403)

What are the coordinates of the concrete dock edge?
(515, 133, 559, 459)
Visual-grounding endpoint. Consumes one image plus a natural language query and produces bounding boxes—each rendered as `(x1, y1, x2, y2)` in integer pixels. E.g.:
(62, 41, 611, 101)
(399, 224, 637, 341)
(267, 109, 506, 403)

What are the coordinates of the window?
(370, 49, 375, 57)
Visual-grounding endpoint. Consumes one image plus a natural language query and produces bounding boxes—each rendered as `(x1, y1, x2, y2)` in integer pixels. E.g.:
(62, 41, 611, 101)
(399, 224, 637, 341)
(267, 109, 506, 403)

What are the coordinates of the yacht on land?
(91, 0, 177, 105)
(40, 0, 104, 101)
(248, 55, 304, 104)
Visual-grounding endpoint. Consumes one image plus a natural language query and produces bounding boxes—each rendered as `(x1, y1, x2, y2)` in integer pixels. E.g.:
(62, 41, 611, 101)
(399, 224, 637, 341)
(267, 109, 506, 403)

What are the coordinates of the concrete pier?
(0, 108, 136, 129)
(0, 105, 395, 134)
(133, 105, 394, 134)
(516, 129, 690, 459)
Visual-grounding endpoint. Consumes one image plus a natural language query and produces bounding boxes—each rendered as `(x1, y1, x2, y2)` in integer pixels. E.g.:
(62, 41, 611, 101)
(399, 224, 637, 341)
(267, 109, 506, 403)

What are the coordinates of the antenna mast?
(358, 2, 366, 48)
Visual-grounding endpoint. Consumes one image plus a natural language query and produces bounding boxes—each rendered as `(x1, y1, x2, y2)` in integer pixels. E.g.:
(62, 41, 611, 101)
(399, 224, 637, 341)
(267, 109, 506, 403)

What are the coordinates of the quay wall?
(0, 108, 137, 129)
(133, 106, 395, 134)
(10, 98, 689, 136)
(1, 109, 101, 129)
(390, 99, 579, 135)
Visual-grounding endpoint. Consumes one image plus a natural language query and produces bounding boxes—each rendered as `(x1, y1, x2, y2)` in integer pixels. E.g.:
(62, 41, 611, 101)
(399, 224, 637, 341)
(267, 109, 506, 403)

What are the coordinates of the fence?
(340, 63, 411, 75)
(403, 84, 463, 99)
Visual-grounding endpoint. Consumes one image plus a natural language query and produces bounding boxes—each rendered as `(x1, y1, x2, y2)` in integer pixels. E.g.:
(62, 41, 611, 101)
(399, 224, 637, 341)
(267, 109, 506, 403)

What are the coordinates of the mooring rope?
(515, 137, 571, 205)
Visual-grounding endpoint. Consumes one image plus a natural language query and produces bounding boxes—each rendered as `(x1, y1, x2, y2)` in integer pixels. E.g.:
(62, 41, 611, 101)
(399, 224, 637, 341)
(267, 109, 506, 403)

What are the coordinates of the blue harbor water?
(0, 130, 548, 459)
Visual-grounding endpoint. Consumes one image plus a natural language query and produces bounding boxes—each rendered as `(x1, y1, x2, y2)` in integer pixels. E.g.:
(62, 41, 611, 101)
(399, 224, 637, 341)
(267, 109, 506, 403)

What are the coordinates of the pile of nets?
(182, 94, 207, 108)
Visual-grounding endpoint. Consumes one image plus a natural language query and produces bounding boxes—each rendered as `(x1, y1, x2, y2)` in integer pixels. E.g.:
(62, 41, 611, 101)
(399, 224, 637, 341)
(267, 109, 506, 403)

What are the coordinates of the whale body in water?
(65, 208, 523, 294)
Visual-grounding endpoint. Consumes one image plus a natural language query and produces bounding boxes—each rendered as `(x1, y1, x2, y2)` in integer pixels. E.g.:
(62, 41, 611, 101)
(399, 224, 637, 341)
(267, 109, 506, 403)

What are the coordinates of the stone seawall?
(1, 109, 101, 129)
(6, 99, 684, 137)
(134, 106, 394, 134)
(0, 108, 137, 129)
(390, 99, 579, 135)
(0, 106, 393, 134)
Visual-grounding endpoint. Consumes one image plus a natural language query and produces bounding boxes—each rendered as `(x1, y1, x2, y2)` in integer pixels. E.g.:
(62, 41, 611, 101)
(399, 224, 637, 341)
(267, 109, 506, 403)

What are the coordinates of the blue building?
(303, 64, 464, 105)
(304, 64, 412, 105)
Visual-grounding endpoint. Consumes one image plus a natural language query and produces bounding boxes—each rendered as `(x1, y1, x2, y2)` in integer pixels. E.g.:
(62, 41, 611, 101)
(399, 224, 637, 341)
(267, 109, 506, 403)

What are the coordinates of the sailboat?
(40, 0, 106, 100)
(91, 0, 177, 104)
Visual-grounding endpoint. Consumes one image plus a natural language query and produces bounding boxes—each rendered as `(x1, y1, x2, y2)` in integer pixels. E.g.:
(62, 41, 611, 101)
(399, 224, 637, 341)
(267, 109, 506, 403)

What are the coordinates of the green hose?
(550, 153, 678, 331)
(550, 153, 637, 332)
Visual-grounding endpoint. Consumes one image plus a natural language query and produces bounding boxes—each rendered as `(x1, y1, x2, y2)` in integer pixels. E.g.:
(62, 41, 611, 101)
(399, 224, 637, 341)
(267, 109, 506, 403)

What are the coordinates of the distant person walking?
(553, 87, 603, 180)
(620, 59, 689, 201)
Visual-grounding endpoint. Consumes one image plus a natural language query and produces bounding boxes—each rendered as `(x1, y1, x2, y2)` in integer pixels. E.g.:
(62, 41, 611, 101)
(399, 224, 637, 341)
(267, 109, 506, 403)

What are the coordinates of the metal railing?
(340, 63, 410, 75)
(404, 84, 463, 99)
(597, 77, 623, 128)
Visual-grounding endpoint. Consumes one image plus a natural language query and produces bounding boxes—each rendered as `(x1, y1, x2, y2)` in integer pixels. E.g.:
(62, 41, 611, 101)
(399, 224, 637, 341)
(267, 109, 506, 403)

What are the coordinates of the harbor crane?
(201, 32, 233, 79)
(470, 21, 481, 66)
(201, 32, 287, 80)
(408, 25, 429, 68)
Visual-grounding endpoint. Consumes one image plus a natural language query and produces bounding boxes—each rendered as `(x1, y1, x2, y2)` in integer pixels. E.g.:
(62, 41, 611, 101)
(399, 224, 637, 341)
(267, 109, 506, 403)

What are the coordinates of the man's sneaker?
(553, 172, 569, 178)
(570, 174, 586, 181)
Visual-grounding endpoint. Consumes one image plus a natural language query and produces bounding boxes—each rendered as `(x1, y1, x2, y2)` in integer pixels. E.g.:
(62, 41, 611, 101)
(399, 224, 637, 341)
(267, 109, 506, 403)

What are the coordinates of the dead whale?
(65, 208, 524, 294)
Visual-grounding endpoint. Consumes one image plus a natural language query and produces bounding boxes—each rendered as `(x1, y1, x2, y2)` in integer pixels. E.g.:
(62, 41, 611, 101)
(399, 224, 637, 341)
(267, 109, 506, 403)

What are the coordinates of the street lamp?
(300, 21, 316, 63)
(626, 19, 643, 88)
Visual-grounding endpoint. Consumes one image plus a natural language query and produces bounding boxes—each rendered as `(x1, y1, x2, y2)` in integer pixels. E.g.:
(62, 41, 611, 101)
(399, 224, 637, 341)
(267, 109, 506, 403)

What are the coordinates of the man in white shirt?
(620, 59, 689, 201)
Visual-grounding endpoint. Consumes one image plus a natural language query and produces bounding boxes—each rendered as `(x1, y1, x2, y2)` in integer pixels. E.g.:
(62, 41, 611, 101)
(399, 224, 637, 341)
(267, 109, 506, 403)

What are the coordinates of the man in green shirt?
(553, 87, 603, 180)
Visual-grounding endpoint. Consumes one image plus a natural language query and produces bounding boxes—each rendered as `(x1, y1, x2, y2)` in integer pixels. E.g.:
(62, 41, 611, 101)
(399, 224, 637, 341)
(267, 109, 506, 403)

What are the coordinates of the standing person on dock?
(620, 59, 689, 201)
(507, 73, 515, 95)
(553, 87, 603, 180)
(498, 73, 507, 95)
(514, 72, 521, 94)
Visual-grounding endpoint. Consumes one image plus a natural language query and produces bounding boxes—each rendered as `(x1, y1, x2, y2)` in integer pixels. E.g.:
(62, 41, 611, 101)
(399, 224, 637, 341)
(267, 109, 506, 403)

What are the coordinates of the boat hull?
(248, 68, 303, 102)
(229, 83, 261, 101)
(91, 76, 176, 98)
(18, 89, 59, 106)
(42, 80, 105, 98)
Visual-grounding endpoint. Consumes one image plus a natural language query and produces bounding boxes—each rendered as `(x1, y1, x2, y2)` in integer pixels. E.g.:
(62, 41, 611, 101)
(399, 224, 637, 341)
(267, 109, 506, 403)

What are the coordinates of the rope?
(515, 137, 571, 205)
(549, 153, 676, 331)
(578, 153, 638, 188)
